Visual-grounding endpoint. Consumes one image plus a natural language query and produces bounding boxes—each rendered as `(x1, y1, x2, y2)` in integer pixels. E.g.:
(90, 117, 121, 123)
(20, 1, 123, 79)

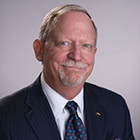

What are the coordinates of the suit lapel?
(84, 83, 107, 140)
(24, 75, 61, 140)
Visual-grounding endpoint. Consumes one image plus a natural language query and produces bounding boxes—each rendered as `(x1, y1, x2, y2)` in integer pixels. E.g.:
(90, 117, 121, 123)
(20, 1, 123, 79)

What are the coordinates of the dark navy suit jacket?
(0, 75, 135, 140)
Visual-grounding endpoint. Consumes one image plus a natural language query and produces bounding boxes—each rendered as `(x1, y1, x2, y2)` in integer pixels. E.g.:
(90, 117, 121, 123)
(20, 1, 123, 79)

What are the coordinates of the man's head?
(38, 4, 97, 45)
(33, 4, 97, 98)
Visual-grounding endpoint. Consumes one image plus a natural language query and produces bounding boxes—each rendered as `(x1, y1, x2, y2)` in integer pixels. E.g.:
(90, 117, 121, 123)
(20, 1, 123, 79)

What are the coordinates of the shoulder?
(0, 87, 28, 107)
(0, 74, 42, 118)
(84, 82, 123, 99)
(84, 82, 126, 109)
(0, 74, 41, 109)
(0, 86, 29, 121)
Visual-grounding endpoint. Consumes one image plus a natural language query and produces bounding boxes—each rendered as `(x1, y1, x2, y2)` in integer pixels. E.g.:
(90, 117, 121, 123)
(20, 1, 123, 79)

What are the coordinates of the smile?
(59, 61, 88, 69)
(66, 66, 84, 70)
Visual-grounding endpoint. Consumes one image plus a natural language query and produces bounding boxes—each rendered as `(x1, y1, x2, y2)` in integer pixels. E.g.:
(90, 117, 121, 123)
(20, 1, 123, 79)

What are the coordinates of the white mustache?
(59, 60, 88, 69)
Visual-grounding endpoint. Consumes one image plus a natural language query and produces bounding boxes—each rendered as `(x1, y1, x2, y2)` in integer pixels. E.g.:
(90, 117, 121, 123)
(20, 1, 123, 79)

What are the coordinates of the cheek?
(84, 54, 95, 77)
(52, 49, 68, 64)
(45, 49, 68, 72)
(83, 51, 95, 66)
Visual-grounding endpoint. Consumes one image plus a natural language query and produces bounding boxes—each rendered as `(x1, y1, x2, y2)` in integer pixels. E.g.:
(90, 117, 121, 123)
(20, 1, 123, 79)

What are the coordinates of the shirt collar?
(41, 73, 84, 118)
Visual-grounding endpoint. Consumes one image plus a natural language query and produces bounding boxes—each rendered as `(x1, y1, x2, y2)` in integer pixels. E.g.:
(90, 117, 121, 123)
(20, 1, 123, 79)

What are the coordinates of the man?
(0, 4, 135, 140)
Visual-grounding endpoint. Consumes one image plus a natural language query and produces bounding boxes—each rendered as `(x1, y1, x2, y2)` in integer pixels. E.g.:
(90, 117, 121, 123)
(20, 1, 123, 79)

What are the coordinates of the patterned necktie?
(65, 101, 87, 140)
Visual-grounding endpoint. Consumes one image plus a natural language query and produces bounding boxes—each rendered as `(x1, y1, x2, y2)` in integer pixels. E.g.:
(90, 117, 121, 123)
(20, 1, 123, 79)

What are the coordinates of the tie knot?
(65, 101, 77, 115)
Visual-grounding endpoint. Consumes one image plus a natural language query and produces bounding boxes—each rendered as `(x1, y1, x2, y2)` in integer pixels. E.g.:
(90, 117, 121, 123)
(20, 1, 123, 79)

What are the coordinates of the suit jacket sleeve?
(123, 99, 135, 140)
(0, 108, 11, 140)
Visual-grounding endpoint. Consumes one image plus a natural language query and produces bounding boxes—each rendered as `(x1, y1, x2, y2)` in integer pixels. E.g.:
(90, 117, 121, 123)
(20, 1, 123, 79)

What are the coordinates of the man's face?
(42, 11, 97, 87)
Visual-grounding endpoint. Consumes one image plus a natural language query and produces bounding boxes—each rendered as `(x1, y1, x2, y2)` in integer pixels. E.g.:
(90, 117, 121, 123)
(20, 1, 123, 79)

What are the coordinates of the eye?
(61, 41, 68, 45)
(83, 44, 90, 48)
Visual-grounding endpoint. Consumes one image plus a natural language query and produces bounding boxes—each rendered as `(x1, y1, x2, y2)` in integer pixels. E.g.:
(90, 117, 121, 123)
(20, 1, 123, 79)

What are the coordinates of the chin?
(59, 70, 85, 87)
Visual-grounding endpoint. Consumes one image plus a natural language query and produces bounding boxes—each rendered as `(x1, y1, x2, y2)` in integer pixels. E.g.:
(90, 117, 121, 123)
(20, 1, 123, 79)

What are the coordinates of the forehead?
(51, 11, 96, 38)
(56, 11, 93, 27)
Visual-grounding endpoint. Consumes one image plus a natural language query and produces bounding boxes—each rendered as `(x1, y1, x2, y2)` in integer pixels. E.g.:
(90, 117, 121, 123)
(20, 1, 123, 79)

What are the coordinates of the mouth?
(59, 65, 87, 74)
(66, 66, 83, 70)
(59, 61, 88, 69)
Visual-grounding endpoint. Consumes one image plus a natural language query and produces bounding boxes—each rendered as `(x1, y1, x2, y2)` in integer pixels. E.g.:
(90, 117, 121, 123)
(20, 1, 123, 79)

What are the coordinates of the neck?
(57, 84, 84, 100)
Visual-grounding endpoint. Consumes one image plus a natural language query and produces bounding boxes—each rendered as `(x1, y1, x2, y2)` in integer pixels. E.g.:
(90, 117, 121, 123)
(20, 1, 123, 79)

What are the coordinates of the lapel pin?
(95, 112, 101, 116)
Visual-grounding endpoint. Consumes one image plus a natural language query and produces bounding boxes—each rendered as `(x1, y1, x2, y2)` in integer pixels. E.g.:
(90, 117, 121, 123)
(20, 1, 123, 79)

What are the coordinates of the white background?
(0, 0, 139, 139)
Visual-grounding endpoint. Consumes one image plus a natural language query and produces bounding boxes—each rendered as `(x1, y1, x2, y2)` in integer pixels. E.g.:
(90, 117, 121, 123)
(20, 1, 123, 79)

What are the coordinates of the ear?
(33, 39, 43, 62)
(94, 47, 97, 55)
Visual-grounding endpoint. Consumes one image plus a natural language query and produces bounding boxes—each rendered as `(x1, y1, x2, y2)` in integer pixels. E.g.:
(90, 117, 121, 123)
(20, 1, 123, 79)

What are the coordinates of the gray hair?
(39, 4, 97, 45)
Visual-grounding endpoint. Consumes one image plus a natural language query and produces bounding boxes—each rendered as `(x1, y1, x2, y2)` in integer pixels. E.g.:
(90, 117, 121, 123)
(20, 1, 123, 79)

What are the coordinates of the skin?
(33, 11, 97, 100)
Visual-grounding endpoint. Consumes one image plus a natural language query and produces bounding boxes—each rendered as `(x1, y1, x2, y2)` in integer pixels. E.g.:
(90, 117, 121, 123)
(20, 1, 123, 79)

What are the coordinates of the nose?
(67, 46, 83, 61)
